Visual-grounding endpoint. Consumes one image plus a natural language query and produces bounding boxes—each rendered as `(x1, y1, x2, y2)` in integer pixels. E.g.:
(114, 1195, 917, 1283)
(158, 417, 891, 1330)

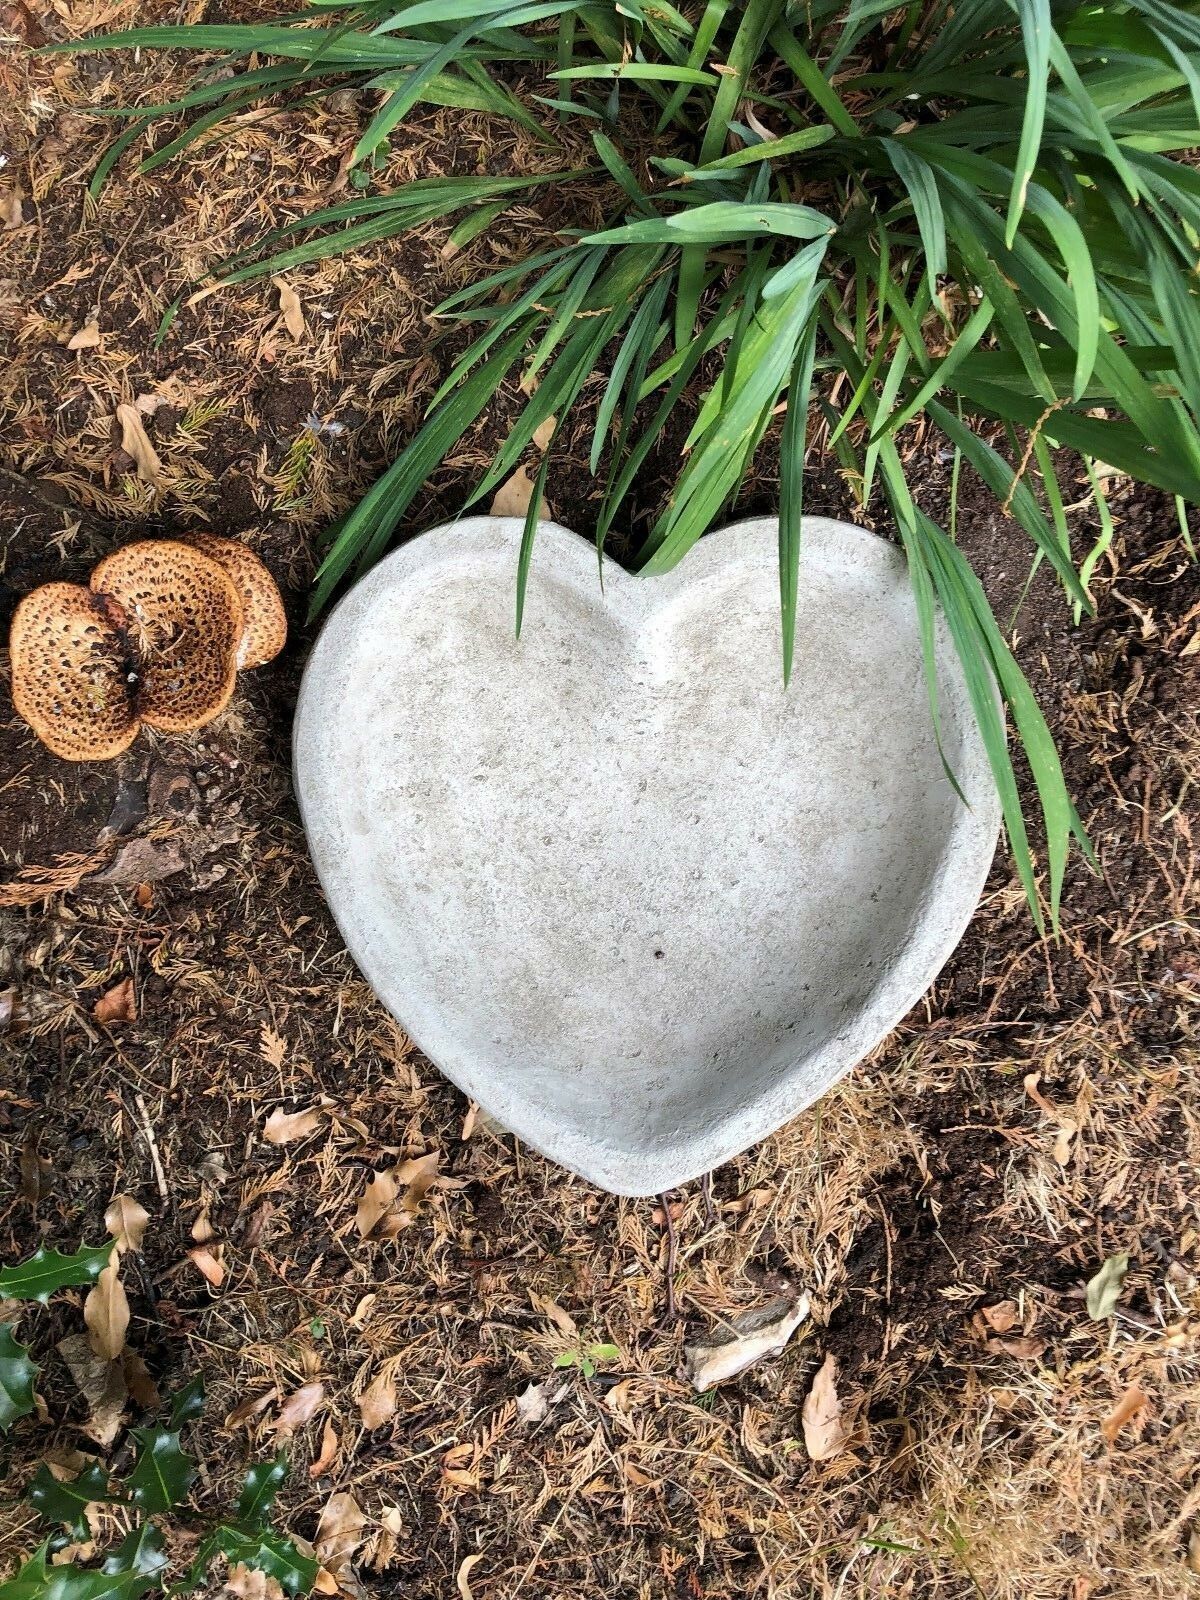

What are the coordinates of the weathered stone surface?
(294, 516, 999, 1194)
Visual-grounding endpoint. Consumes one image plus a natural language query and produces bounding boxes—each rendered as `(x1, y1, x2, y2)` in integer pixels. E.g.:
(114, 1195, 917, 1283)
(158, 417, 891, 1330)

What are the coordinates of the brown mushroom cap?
(182, 533, 286, 669)
(89, 540, 243, 734)
(9, 582, 140, 762)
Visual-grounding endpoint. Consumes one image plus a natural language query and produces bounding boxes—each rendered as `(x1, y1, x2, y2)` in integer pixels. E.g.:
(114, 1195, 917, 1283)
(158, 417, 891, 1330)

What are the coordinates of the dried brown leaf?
(489, 466, 549, 520)
(225, 1387, 278, 1429)
(315, 1491, 366, 1572)
(66, 320, 101, 351)
(274, 1380, 324, 1439)
(57, 1332, 126, 1447)
(272, 277, 306, 341)
(2, 186, 25, 228)
(263, 1106, 322, 1145)
(356, 1170, 398, 1238)
(105, 1194, 149, 1253)
(309, 1418, 340, 1479)
(986, 1335, 1046, 1360)
(19, 1137, 51, 1203)
(94, 978, 136, 1026)
(83, 1250, 129, 1361)
(1102, 1383, 1148, 1445)
(530, 1292, 578, 1339)
(115, 404, 163, 486)
(358, 1369, 397, 1430)
(188, 1244, 226, 1287)
(684, 1293, 809, 1392)
(121, 1349, 159, 1410)
(394, 1151, 440, 1216)
(226, 1565, 286, 1600)
(457, 1553, 486, 1600)
(801, 1353, 846, 1462)
(980, 1301, 1018, 1334)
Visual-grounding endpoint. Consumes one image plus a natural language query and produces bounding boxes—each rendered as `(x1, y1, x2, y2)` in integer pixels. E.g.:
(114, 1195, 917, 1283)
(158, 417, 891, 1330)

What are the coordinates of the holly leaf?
(0, 1243, 113, 1303)
(1086, 1252, 1131, 1320)
(0, 1541, 52, 1600)
(235, 1453, 288, 1527)
(0, 1324, 37, 1430)
(168, 1374, 205, 1430)
(214, 1526, 318, 1596)
(29, 1461, 114, 1536)
(127, 1427, 196, 1513)
(103, 1523, 168, 1580)
(3, 1561, 155, 1600)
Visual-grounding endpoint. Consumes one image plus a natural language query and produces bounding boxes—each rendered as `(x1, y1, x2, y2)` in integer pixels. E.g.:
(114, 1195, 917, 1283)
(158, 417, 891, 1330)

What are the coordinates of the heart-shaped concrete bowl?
(294, 515, 999, 1194)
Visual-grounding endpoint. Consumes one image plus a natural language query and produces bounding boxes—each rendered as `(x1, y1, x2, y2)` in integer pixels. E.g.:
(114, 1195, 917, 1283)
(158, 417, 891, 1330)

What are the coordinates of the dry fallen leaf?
(530, 1292, 578, 1339)
(531, 415, 556, 453)
(94, 978, 136, 1025)
(226, 1565, 286, 1600)
(1102, 1383, 1148, 1445)
(358, 1369, 397, 1430)
(1053, 1119, 1077, 1165)
(122, 1349, 159, 1410)
(368, 1506, 406, 1572)
(262, 1106, 322, 1145)
(105, 1194, 149, 1253)
(309, 1418, 341, 1478)
(315, 1491, 366, 1573)
(489, 466, 549, 520)
(66, 320, 101, 351)
(441, 1442, 480, 1490)
(457, 1552, 486, 1600)
(986, 1335, 1046, 1360)
(274, 1381, 325, 1439)
(57, 1332, 126, 1447)
(980, 1301, 1019, 1334)
(355, 1170, 399, 1238)
(516, 1380, 552, 1426)
(684, 1293, 810, 1392)
(225, 1387, 278, 1429)
(115, 403, 163, 486)
(84, 1250, 129, 1362)
(349, 1293, 376, 1330)
(356, 1154, 442, 1239)
(272, 276, 306, 341)
(2, 186, 25, 228)
(187, 1244, 226, 1288)
(801, 1352, 846, 1462)
(1188, 1528, 1200, 1575)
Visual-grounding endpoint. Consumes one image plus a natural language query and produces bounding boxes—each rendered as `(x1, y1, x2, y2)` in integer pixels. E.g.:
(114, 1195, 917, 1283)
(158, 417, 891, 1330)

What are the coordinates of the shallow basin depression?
(294, 515, 1000, 1195)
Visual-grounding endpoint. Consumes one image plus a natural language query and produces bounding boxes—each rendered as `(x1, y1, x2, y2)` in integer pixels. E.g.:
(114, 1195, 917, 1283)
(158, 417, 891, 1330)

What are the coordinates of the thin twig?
(135, 1091, 169, 1201)
(658, 1190, 678, 1322)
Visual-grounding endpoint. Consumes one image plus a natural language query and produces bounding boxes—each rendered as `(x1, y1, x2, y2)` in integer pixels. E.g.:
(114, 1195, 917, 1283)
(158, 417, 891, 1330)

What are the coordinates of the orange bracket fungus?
(9, 538, 285, 762)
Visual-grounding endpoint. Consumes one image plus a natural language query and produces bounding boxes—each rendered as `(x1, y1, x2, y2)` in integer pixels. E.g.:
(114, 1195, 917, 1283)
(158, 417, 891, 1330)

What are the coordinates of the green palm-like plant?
(58, 0, 1200, 924)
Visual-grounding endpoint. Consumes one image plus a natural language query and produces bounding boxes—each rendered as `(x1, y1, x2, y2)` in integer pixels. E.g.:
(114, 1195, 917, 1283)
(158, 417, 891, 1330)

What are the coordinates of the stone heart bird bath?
(293, 515, 999, 1194)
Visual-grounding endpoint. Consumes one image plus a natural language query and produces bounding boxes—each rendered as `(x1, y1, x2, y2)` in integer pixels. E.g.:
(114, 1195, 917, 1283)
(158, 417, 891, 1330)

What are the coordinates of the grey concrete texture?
(293, 515, 1001, 1195)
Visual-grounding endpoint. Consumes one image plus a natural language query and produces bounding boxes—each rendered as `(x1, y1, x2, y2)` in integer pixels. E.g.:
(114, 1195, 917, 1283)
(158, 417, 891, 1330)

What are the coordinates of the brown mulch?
(1, 7, 1199, 1599)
